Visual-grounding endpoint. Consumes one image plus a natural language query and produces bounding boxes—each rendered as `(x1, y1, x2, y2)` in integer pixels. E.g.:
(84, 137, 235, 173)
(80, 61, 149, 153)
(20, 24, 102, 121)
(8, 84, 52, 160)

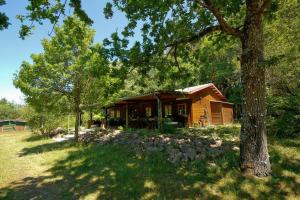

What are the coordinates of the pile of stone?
(78, 129, 238, 164)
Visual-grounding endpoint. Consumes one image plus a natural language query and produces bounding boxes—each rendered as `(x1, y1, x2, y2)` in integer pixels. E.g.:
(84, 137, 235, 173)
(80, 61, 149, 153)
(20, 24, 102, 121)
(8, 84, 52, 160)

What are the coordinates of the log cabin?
(106, 83, 233, 128)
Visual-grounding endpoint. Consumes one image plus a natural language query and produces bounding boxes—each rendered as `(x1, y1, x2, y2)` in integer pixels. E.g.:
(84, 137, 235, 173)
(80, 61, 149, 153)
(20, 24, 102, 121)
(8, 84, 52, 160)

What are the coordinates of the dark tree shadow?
(22, 134, 48, 142)
(18, 141, 74, 157)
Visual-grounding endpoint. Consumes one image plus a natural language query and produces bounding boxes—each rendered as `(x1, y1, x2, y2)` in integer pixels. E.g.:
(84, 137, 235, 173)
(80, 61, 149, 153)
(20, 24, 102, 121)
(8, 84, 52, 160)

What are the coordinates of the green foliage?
(14, 16, 115, 134)
(267, 95, 300, 138)
(265, 0, 300, 137)
(14, 16, 117, 139)
(0, 0, 9, 30)
(161, 118, 176, 134)
(16, 0, 93, 39)
(20, 105, 73, 135)
(0, 98, 18, 119)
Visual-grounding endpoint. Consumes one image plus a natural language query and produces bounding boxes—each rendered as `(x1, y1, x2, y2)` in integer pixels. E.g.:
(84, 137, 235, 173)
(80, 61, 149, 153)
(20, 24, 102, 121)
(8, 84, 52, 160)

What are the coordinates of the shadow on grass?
(0, 133, 299, 199)
(18, 140, 75, 157)
(22, 134, 48, 142)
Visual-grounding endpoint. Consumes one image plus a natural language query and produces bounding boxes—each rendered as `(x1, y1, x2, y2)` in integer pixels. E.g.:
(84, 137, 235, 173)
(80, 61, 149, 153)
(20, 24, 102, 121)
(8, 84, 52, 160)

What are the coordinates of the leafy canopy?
(0, 0, 9, 30)
(14, 16, 110, 114)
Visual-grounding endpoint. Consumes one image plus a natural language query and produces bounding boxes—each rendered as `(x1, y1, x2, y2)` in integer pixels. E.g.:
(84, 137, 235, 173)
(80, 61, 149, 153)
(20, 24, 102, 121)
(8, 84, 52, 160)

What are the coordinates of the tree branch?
(173, 45, 181, 72)
(128, 25, 220, 67)
(195, 0, 241, 38)
(166, 25, 221, 47)
(259, 0, 272, 14)
(48, 0, 68, 36)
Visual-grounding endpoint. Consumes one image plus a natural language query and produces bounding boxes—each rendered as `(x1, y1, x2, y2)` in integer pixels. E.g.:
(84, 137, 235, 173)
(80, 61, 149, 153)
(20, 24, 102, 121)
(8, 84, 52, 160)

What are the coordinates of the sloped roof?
(107, 83, 227, 107)
(0, 119, 26, 122)
(176, 83, 226, 100)
(176, 83, 212, 93)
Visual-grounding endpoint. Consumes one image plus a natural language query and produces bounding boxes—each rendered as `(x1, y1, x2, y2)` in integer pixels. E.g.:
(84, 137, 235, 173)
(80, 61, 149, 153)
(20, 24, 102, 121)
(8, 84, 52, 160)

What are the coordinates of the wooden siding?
(15, 125, 25, 131)
(106, 85, 233, 128)
(222, 104, 234, 124)
(190, 88, 224, 126)
(211, 102, 223, 125)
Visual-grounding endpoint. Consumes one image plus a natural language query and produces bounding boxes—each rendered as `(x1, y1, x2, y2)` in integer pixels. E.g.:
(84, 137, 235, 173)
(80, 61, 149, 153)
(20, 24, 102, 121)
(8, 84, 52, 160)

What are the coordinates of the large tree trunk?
(239, 1, 271, 176)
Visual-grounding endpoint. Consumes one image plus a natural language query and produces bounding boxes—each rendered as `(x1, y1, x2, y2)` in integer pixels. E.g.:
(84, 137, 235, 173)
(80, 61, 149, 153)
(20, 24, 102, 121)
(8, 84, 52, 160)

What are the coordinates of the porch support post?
(105, 108, 108, 129)
(125, 103, 129, 129)
(156, 95, 162, 129)
(88, 111, 93, 128)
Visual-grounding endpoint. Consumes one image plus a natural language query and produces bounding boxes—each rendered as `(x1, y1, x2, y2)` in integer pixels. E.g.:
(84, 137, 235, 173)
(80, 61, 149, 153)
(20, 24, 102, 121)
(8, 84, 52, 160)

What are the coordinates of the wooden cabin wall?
(15, 125, 25, 131)
(210, 102, 223, 125)
(222, 104, 234, 124)
(106, 88, 233, 128)
(190, 88, 224, 126)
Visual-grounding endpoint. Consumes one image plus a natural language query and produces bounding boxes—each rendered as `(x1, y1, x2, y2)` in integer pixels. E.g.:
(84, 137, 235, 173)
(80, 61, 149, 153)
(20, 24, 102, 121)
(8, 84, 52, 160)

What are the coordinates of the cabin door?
(210, 102, 223, 125)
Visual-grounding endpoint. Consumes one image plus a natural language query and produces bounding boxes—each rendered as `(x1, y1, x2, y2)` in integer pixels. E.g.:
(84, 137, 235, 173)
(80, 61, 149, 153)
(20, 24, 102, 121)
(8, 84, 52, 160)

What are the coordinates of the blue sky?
(0, 0, 135, 104)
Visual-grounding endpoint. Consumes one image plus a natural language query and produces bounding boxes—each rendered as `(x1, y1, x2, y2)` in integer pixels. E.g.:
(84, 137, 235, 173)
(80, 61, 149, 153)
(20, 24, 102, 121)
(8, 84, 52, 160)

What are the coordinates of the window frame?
(145, 106, 152, 117)
(164, 104, 172, 117)
(109, 109, 115, 118)
(177, 103, 187, 116)
(116, 109, 121, 118)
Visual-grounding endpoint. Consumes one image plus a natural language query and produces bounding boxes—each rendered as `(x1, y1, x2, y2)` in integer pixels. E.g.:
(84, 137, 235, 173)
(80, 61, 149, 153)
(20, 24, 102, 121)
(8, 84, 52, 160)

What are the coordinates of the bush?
(161, 118, 176, 134)
(21, 106, 71, 136)
(267, 95, 300, 138)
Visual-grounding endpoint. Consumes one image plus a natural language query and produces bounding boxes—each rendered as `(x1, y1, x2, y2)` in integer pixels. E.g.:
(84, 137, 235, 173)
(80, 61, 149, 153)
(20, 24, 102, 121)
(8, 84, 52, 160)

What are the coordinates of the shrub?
(161, 118, 176, 134)
(267, 95, 300, 138)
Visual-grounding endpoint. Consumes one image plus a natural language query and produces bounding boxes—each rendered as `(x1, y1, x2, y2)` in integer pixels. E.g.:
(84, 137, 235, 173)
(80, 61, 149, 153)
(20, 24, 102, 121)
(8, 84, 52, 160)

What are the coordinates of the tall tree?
(102, 0, 273, 176)
(14, 16, 109, 141)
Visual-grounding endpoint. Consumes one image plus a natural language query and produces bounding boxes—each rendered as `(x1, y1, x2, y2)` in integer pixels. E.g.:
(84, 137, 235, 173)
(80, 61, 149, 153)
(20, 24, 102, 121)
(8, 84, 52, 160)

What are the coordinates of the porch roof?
(113, 90, 186, 105)
(108, 83, 227, 107)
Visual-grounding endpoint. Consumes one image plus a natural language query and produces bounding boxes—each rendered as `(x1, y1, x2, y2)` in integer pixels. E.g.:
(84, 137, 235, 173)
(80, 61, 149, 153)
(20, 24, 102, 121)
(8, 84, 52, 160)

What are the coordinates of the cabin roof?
(176, 83, 213, 93)
(114, 90, 185, 104)
(176, 83, 226, 100)
(0, 119, 26, 123)
(108, 83, 227, 107)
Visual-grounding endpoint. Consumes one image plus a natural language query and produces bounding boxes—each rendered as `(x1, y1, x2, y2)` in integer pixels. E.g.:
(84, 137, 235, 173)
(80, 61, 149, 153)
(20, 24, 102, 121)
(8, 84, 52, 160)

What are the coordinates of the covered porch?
(106, 91, 192, 129)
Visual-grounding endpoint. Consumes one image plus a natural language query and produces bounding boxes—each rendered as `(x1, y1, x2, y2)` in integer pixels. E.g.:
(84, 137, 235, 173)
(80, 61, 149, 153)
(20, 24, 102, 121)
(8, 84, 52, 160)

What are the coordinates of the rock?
(55, 127, 65, 134)
(181, 153, 189, 162)
(195, 145, 205, 153)
(232, 146, 240, 151)
(77, 129, 233, 164)
(186, 148, 197, 161)
(146, 146, 160, 152)
(210, 139, 222, 148)
(207, 148, 222, 158)
(195, 153, 206, 160)
(208, 162, 217, 167)
(168, 148, 182, 163)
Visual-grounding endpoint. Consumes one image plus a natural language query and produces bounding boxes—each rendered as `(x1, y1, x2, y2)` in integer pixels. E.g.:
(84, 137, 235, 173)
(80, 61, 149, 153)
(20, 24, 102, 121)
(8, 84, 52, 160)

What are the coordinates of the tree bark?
(239, 0, 271, 176)
(74, 104, 80, 142)
(74, 91, 81, 142)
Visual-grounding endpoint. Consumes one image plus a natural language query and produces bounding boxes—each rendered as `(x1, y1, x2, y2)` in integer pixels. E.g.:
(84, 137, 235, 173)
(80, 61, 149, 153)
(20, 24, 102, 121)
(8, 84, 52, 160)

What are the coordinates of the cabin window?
(164, 105, 172, 117)
(109, 110, 115, 118)
(145, 106, 152, 117)
(116, 110, 121, 118)
(129, 107, 138, 119)
(178, 103, 186, 115)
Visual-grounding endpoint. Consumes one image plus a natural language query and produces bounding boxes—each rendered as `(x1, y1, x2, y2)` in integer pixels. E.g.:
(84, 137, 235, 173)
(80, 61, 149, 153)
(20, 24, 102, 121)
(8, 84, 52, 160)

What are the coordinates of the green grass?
(0, 128, 299, 200)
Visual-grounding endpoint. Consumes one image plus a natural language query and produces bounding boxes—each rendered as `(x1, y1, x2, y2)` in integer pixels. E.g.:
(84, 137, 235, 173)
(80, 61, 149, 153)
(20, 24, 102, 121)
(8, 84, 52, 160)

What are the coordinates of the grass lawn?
(0, 129, 299, 200)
